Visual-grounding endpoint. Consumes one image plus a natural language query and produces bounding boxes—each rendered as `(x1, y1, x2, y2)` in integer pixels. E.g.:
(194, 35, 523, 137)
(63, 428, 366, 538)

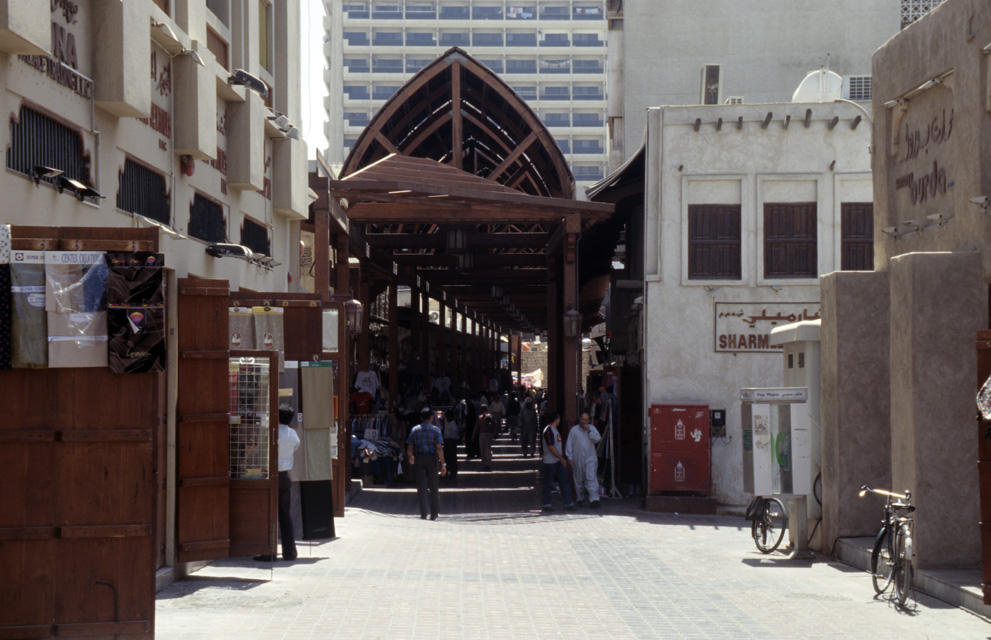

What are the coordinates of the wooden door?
(0, 368, 159, 639)
(176, 278, 231, 563)
(976, 331, 991, 604)
(228, 352, 279, 557)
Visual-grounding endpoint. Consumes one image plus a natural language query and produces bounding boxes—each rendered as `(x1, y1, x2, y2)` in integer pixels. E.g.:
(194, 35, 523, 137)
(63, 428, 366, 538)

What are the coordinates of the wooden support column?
(314, 185, 330, 299)
(335, 233, 350, 298)
(447, 304, 457, 388)
(515, 333, 523, 389)
(457, 309, 465, 391)
(438, 302, 447, 379)
(388, 276, 399, 411)
(562, 214, 581, 427)
(358, 278, 370, 372)
(420, 288, 430, 394)
(451, 62, 463, 170)
(546, 263, 559, 412)
(410, 280, 422, 390)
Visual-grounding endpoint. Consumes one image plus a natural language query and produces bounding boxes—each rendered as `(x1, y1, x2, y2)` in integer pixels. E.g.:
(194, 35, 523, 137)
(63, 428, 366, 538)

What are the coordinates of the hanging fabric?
(106, 252, 166, 373)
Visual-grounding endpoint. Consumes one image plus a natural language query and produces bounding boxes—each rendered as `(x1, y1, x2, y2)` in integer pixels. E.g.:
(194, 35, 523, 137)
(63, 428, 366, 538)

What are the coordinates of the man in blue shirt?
(407, 406, 447, 520)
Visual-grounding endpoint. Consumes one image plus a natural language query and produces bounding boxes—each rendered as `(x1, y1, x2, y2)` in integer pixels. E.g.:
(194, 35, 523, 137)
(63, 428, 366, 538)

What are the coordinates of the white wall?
(642, 102, 871, 504)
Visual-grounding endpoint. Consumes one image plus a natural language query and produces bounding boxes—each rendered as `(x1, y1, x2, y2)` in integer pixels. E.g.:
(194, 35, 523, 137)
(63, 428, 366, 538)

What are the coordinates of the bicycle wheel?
(893, 527, 913, 606)
(870, 527, 893, 594)
(754, 497, 787, 553)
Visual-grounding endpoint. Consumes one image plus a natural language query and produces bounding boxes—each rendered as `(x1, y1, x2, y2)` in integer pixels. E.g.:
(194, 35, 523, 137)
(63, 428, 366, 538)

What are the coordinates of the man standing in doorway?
(256, 405, 300, 562)
(565, 411, 602, 508)
(407, 406, 447, 520)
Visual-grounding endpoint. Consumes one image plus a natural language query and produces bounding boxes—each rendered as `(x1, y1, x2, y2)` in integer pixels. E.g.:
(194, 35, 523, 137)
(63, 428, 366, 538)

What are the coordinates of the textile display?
(229, 306, 255, 350)
(45, 251, 107, 313)
(0, 224, 10, 264)
(48, 311, 108, 368)
(252, 306, 284, 370)
(321, 309, 338, 352)
(10, 251, 48, 368)
(300, 362, 336, 481)
(0, 265, 11, 369)
(106, 253, 165, 374)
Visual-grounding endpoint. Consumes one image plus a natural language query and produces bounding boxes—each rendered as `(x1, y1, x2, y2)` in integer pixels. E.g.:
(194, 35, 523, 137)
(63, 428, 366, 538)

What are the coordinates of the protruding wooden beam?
(715, 117, 723, 131)
(783, 114, 791, 129)
(693, 118, 701, 131)
(762, 112, 773, 129)
(804, 108, 812, 128)
(451, 62, 463, 170)
(736, 116, 743, 130)
(850, 115, 862, 129)
(488, 131, 537, 182)
(827, 116, 839, 130)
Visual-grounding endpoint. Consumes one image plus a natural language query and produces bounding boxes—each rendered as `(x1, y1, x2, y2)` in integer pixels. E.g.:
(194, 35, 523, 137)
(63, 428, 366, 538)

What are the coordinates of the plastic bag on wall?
(10, 251, 47, 368)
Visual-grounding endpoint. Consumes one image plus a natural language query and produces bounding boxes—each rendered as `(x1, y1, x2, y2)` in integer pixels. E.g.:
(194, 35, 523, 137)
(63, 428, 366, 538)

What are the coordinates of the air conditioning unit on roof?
(842, 75, 872, 102)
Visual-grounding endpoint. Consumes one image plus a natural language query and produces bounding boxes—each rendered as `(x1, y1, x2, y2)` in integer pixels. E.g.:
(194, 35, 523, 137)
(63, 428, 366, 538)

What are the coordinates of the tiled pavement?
(157, 436, 990, 639)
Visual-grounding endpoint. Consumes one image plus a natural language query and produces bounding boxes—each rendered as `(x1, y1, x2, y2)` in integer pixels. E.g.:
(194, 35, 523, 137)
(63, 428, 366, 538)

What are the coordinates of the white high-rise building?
(323, 0, 609, 185)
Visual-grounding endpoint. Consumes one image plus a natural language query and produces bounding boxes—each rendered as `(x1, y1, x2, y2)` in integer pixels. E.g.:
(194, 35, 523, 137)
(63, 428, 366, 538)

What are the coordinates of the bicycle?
(748, 496, 788, 553)
(859, 485, 915, 606)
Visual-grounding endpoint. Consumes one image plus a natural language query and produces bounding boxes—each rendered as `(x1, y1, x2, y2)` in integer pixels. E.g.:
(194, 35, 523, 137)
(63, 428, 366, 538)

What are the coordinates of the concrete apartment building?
(323, 0, 610, 186)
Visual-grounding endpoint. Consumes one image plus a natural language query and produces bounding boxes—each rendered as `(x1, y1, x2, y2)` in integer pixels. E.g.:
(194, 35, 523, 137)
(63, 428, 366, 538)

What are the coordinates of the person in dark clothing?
(506, 392, 521, 442)
(463, 395, 479, 460)
(441, 409, 460, 480)
(407, 406, 447, 519)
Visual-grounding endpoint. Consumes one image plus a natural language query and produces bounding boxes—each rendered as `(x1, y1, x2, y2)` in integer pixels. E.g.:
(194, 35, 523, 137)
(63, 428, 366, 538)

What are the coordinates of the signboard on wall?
(714, 302, 820, 353)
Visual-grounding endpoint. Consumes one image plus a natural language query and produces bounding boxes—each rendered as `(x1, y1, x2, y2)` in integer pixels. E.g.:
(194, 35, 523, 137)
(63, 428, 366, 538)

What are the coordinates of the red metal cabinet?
(648, 404, 710, 494)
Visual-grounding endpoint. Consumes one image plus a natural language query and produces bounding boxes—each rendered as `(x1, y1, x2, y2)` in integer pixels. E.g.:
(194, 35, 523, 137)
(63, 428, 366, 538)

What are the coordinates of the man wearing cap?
(407, 406, 447, 520)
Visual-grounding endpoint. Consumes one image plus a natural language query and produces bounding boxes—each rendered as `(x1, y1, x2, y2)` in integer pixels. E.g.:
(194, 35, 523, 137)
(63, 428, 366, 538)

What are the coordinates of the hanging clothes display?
(300, 361, 336, 481)
(106, 252, 166, 373)
(45, 251, 108, 368)
(229, 306, 255, 350)
(10, 251, 48, 368)
(252, 306, 284, 371)
(0, 226, 11, 369)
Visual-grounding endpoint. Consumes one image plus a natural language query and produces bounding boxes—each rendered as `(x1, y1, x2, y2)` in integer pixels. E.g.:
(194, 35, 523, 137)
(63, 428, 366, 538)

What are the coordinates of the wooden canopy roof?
(331, 49, 614, 335)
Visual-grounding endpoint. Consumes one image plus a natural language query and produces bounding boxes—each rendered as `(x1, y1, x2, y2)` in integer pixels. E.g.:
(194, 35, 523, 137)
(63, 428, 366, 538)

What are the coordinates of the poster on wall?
(714, 302, 820, 353)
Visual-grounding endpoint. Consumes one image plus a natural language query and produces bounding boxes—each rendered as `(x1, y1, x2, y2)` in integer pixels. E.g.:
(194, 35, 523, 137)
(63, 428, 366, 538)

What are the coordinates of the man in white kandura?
(565, 411, 602, 508)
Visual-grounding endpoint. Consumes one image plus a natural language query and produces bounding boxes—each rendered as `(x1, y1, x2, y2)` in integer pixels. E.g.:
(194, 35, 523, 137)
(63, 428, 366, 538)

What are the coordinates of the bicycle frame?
(859, 485, 915, 605)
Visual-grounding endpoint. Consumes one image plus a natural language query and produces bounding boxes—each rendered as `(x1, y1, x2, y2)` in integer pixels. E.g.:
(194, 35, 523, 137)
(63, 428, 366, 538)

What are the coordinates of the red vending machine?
(648, 404, 711, 494)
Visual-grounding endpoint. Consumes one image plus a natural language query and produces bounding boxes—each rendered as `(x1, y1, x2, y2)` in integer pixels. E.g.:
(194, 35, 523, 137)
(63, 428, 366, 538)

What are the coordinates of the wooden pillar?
(357, 278, 370, 372)
(447, 304, 457, 388)
(546, 263, 559, 412)
(420, 287, 430, 394)
(562, 214, 580, 427)
(515, 333, 523, 389)
(388, 276, 399, 412)
(439, 302, 447, 378)
(410, 280, 421, 391)
(313, 180, 330, 299)
(334, 232, 351, 516)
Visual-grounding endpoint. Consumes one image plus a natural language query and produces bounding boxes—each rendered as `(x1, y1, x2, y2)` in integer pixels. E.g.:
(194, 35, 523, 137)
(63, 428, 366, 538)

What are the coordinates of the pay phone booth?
(741, 387, 813, 557)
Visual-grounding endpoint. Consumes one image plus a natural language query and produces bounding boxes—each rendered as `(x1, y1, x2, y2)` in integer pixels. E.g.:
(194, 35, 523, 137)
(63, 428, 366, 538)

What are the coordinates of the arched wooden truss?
(340, 47, 574, 199)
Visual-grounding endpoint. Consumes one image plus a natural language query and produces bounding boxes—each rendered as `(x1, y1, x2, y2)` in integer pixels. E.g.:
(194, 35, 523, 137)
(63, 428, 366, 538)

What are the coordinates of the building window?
(507, 5, 536, 20)
(372, 56, 402, 73)
(439, 5, 470, 20)
(688, 205, 741, 280)
(152, 0, 170, 13)
(540, 4, 570, 19)
(764, 202, 817, 278)
(344, 31, 370, 46)
(344, 57, 370, 73)
(241, 217, 270, 256)
(479, 59, 504, 73)
(572, 85, 603, 100)
(543, 112, 570, 127)
(344, 137, 358, 150)
(572, 33, 603, 47)
(473, 4, 503, 19)
(901, 0, 944, 29)
(573, 4, 604, 20)
(573, 138, 603, 154)
(439, 31, 470, 47)
(344, 2, 369, 19)
(541, 86, 570, 100)
(406, 58, 433, 73)
(7, 105, 89, 189)
(344, 84, 370, 99)
(206, 0, 229, 25)
(406, 3, 437, 19)
(372, 85, 399, 100)
(573, 165, 604, 181)
(207, 26, 229, 70)
(540, 59, 570, 74)
(506, 59, 537, 74)
(118, 159, 170, 225)
(372, 30, 403, 46)
(572, 112, 603, 126)
(844, 76, 872, 101)
(557, 139, 570, 153)
(189, 193, 226, 243)
(406, 32, 436, 46)
(371, 2, 402, 19)
(573, 58, 604, 74)
(841, 203, 874, 271)
(473, 32, 503, 47)
(540, 33, 570, 47)
(513, 85, 536, 100)
(259, 0, 272, 73)
(344, 111, 370, 127)
(506, 32, 537, 47)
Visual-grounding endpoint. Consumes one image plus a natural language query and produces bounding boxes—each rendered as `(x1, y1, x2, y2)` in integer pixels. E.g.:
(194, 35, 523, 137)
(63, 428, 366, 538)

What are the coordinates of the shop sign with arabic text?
(714, 302, 820, 353)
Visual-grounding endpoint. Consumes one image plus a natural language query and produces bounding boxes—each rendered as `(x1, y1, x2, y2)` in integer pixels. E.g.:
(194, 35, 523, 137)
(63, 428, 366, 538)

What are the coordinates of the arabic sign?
(740, 388, 808, 403)
(714, 302, 820, 353)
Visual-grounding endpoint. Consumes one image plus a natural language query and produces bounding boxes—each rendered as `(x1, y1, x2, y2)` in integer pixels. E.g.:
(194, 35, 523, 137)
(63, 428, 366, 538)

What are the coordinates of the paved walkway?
(157, 436, 989, 639)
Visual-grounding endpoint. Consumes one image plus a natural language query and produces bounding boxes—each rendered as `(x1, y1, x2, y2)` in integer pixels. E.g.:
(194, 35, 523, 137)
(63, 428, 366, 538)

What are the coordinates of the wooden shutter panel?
(841, 203, 874, 271)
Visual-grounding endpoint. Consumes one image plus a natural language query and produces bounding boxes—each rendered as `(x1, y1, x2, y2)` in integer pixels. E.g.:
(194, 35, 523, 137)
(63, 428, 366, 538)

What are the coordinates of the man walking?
(407, 406, 447, 520)
(256, 405, 300, 562)
(541, 411, 574, 511)
(565, 411, 602, 508)
(472, 403, 497, 471)
(441, 408, 460, 480)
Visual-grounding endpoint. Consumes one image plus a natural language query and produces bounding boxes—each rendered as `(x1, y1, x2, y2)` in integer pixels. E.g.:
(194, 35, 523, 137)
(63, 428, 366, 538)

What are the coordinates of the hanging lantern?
(446, 228, 467, 254)
(345, 298, 364, 334)
(563, 307, 582, 339)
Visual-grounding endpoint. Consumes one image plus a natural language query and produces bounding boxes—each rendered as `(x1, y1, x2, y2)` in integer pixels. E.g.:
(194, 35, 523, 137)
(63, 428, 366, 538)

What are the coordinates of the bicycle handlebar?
(859, 485, 911, 502)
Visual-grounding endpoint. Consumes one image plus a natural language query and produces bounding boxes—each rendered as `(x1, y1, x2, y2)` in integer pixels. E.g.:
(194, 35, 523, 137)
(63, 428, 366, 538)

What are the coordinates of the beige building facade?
(820, 0, 989, 569)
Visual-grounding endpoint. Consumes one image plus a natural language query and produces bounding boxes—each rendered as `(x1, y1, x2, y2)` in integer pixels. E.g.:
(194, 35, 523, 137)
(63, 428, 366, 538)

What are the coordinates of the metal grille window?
(688, 205, 741, 280)
(118, 159, 170, 225)
(7, 106, 89, 188)
(764, 202, 817, 278)
(229, 358, 271, 479)
(841, 203, 874, 271)
(241, 217, 271, 256)
(846, 76, 872, 101)
(188, 193, 226, 243)
(901, 0, 944, 28)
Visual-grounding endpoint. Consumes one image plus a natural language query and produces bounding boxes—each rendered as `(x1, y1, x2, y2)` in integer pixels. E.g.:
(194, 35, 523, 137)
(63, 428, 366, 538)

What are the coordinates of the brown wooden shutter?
(764, 202, 817, 278)
(688, 204, 741, 279)
(841, 203, 874, 271)
(176, 278, 232, 563)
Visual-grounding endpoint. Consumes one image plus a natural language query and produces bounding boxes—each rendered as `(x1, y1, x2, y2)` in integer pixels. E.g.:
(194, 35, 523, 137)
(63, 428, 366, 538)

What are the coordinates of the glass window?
(573, 33, 603, 47)
(344, 111, 370, 127)
(573, 4, 605, 20)
(258, 0, 272, 72)
(557, 139, 570, 153)
(688, 205, 742, 279)
(344, 137, 358, 149)
(406, 31, 437, 46)
(344, 84, 370, 99)
(118, 159, 170, 225)
(572, 112, 603, 126)
(841, 203, 874, 271)
(506, 59, 537, 73)
(541, 86, 570, 100)
(406, 3, 437, 19)
(479, 59, 504, 73)
(513, 85, 537, 100)
(439, 32, 470, 46)
(573, 138, 603, 154)
(372, 56, 402, 73)
(472, 5, 503, 19)
(344, 2, 370, 19)
(506, 32, 537, 47)
(573, 58, 604, 74)
(573, 165, 604, 180)
(241, 217, 271, 256)
(540, 59, 570, 73)
(573, 85, 603, 100)
(372, 30, 403, 46)
(344, 57, 370, 73)
(206, 0, 229, 26)
(543, 112, 570, 127)
(764, 202, 818, 278)
(371, 3, 402, 19)
(439, 4, 470, 19)
(406, 58, 433, 73)
(540, 4, 570, 19)
(373, 85, 400, 100)
(473, 32, 503, 46)
(506, 5, 536, 19)
(540, 33, 570, 46)
(344, 31, 370, 46)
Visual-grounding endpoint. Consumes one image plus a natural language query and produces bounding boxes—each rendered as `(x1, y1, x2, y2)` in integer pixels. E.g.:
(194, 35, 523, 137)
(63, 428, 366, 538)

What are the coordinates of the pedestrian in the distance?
(442, 408, 460, 480)
(565, 411, 602, 508)
(489, 395, 505, 434)
(541, 411, 574, 511)
(519, 397, 538, 457)
(407, 406, 447, 520)
(256, 405, 300, 562)
(473, 403, 497, 471)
